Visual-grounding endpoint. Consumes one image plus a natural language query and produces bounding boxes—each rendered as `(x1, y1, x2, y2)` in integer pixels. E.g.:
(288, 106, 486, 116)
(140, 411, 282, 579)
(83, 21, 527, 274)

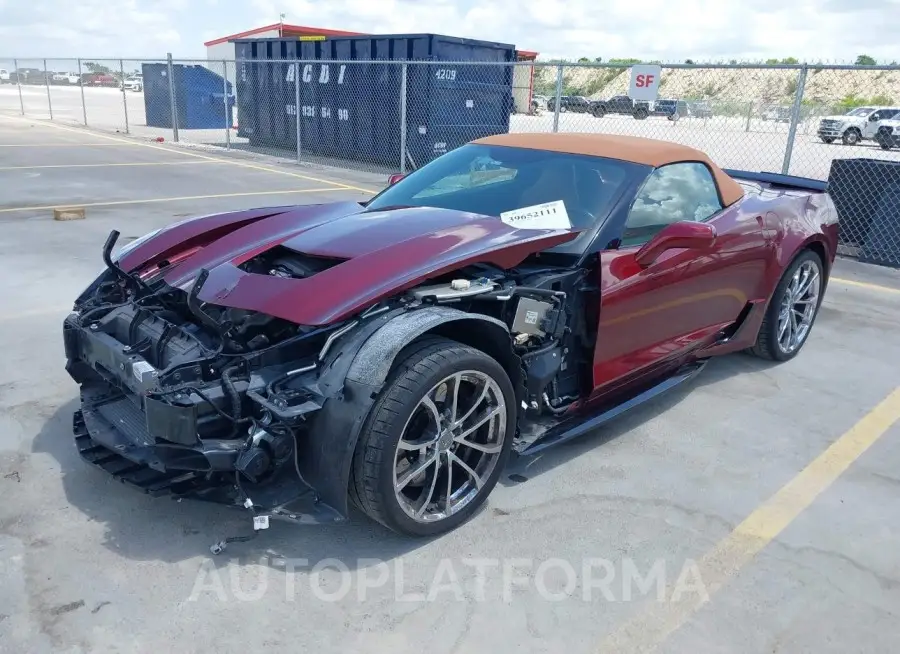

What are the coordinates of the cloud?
(0, 0, 897, 63)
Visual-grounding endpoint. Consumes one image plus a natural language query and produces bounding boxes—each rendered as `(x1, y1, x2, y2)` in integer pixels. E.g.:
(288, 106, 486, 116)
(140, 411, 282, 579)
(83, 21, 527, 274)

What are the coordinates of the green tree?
(83, 62, 112, 74)
(855, 54, 877, 66)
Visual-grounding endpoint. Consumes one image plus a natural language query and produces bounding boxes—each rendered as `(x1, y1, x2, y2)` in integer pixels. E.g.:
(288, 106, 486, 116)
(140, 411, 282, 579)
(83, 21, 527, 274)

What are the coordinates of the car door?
(863, 108, 900, 139)
(591, 162, 769, 391)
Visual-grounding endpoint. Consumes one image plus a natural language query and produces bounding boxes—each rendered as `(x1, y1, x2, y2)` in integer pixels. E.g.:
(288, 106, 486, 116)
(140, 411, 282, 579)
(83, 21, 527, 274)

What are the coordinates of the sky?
(0, 0, 897, 63)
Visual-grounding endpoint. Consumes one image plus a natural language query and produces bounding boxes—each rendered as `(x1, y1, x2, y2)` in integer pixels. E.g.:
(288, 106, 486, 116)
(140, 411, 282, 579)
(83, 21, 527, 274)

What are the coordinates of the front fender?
(297, 306, 513, 518)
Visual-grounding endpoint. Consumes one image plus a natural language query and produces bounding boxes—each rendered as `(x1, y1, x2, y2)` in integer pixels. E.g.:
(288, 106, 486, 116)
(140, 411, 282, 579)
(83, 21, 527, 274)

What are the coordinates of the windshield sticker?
(499, 200, 572, 230)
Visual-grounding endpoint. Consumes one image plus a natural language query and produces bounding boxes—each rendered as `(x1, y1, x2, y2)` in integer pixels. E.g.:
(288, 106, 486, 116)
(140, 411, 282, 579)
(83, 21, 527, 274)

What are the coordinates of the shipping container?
(233, 33, 516, 167)
(142, 63, 235, 130)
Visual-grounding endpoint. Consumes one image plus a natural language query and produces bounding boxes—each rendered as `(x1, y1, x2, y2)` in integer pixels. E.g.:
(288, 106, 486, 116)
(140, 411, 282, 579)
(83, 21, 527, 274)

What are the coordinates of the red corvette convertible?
(63, 133, 838, 538)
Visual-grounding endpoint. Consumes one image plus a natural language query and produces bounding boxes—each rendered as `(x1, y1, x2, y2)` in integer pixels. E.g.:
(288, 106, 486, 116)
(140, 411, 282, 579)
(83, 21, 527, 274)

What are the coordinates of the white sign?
(629, 64, 662, 101)
(499, 200, 572, 230)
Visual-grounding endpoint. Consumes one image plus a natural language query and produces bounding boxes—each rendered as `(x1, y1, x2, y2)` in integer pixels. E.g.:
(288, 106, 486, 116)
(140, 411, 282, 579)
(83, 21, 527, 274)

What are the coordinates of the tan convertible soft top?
(472, 133, 745, 207)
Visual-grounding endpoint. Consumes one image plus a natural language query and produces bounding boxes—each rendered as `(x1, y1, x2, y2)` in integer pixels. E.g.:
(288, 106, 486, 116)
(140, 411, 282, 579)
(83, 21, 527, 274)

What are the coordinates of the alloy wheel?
(392, 370, 507, 523)
(777, 259, 821, 354)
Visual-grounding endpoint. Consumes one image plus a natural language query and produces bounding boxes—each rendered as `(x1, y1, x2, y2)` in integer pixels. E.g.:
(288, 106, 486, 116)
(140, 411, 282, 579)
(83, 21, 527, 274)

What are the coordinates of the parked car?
(653, 98, 689, 120)
(591, 95, 654, 120)
(51, 72, 81, 85)
(64, 132, 838, 538)
(15, 68, 43, 84)
(531, 94, 549, 113)
(122, 75, 143, 92)
(0, 69, 9, 84)
(817, 105, 900, 145)
(88, 73, 119, 88)
(874, 119, 900, 150)
(548, 95, 592, 113)
(689, 101, 713, 118)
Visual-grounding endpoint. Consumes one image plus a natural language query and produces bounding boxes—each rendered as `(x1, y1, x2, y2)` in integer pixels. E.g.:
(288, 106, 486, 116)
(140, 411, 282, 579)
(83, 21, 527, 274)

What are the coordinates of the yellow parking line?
(0, 187, 357, 214)
(598, 385, 900, 653)
(831, 276, 900, 295)
(0, 115, 379, 194)
(0, 160, 228, 170)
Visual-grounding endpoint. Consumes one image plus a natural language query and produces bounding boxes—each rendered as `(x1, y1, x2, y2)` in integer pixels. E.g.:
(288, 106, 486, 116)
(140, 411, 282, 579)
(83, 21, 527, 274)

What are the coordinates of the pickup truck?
(51, 72, 81, 85)
(547, 95, 592, 113)
(817, 106, 900, 145)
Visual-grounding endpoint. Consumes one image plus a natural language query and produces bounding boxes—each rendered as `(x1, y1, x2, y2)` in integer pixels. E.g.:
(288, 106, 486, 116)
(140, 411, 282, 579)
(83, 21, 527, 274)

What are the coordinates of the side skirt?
(515, 360, 708, 456)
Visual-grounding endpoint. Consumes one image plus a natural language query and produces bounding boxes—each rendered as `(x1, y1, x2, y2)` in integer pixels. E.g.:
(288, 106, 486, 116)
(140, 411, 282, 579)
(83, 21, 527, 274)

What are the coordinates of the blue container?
(142, 63, 235, 130)
(233, 33, 515, 167)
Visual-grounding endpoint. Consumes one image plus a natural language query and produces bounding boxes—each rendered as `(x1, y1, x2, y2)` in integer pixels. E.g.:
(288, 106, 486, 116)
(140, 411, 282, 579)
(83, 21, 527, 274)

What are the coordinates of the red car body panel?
(118, 202, 578, 326)
(590, 181, 838, 392)
(118, 170, 837, 392)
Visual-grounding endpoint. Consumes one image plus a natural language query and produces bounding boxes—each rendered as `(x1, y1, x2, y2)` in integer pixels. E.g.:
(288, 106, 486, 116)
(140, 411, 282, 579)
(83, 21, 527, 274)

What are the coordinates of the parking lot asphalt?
(1, 115, 899, 654)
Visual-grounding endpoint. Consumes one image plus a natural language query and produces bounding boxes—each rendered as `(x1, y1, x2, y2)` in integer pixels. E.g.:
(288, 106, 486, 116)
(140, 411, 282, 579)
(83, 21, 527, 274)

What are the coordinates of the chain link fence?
(1, 56, 899, 266)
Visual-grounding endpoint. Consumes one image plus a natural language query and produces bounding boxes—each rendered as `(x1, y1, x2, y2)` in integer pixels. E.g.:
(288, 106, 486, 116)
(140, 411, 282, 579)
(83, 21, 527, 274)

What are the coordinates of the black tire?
(880, 142, 892, 150)
(592, 105, 606, 118)
(820, 137, 834, 144)
(350, 336, 516, 537)
(634, 108, 649, 120)
(842, 128, 861, 145)
(748, 249, 825, 362)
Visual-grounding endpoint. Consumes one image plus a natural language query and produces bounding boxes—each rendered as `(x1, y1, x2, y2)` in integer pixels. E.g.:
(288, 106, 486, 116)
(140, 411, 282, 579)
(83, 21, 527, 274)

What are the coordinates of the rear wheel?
(749, 250, 825, 361)
(634, 107, 649, 119)
(350, 337, 516, 536)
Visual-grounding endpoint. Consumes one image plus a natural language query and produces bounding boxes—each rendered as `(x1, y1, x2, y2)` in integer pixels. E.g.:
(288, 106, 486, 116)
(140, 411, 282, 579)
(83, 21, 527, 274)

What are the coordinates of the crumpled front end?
(62, 255, 357, 525)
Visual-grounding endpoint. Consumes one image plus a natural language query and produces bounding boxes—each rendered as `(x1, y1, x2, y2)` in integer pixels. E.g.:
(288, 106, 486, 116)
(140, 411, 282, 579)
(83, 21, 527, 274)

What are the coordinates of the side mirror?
(388, 173, 406, 186)
(634, 221, 717, 268)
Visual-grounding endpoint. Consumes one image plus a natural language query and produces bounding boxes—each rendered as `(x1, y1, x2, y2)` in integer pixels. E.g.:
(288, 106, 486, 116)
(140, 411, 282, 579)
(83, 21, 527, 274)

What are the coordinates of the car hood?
(821, 115, 864, 122)
(117, 201, 579, 326)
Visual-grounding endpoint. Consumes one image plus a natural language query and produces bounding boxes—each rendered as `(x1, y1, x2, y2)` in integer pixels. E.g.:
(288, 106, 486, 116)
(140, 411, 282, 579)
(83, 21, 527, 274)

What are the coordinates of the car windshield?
(847, 107, 875, 117)
(366, 143, 646, 248)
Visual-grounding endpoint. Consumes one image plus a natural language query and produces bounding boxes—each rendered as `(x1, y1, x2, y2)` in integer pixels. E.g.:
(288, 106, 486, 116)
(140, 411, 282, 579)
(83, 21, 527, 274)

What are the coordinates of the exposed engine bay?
(64, 230, 595, 530)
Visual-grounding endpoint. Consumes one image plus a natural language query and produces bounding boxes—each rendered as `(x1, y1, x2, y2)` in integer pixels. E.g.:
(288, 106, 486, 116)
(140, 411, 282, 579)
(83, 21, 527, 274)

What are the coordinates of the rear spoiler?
(724, 169, 829, 193)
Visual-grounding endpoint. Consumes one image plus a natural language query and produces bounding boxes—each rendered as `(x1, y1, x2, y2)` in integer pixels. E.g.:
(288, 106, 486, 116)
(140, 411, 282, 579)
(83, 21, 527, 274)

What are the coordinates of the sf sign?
(286, 63, 348, 85)
(628, 64, 662, 101)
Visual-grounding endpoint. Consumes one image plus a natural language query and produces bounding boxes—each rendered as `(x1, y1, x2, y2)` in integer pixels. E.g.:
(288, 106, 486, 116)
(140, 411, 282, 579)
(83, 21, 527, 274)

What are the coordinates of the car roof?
(472, 133, 745, 206)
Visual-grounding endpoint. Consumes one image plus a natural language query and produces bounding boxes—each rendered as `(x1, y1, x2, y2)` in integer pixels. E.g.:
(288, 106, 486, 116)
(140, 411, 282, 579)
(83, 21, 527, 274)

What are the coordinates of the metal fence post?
(13, 58, 24, 115)
(119, 59, 129, 134)
(781, 64, 808, 175)
(295, 61, 301, 162)
(43, 58, 53, 120)
(166, 53, 179, 142)
(552, 63, 563, 132)
(744, 101, 753, 132)
(399, 62, 408, 173)
(223, 60, 231, 150)
(77, 58, 87, 125)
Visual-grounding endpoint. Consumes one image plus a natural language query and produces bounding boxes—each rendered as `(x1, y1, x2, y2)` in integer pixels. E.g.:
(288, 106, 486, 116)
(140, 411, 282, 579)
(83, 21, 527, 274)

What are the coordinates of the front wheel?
(350, 336, 516, 536)
(842, 129, 861, 145)
(880, 141, 892, 150)
(749, 250, 825, 361)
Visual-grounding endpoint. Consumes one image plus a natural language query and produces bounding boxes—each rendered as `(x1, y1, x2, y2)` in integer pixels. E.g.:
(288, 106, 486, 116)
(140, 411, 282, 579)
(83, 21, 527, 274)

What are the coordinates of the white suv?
(817, 106, 900, 145)
(122, 75, 143, 92)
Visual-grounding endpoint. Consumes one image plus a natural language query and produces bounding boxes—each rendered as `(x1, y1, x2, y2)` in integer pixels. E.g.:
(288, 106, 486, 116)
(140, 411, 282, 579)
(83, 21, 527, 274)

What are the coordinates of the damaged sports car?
(64, 133, 839, 537)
